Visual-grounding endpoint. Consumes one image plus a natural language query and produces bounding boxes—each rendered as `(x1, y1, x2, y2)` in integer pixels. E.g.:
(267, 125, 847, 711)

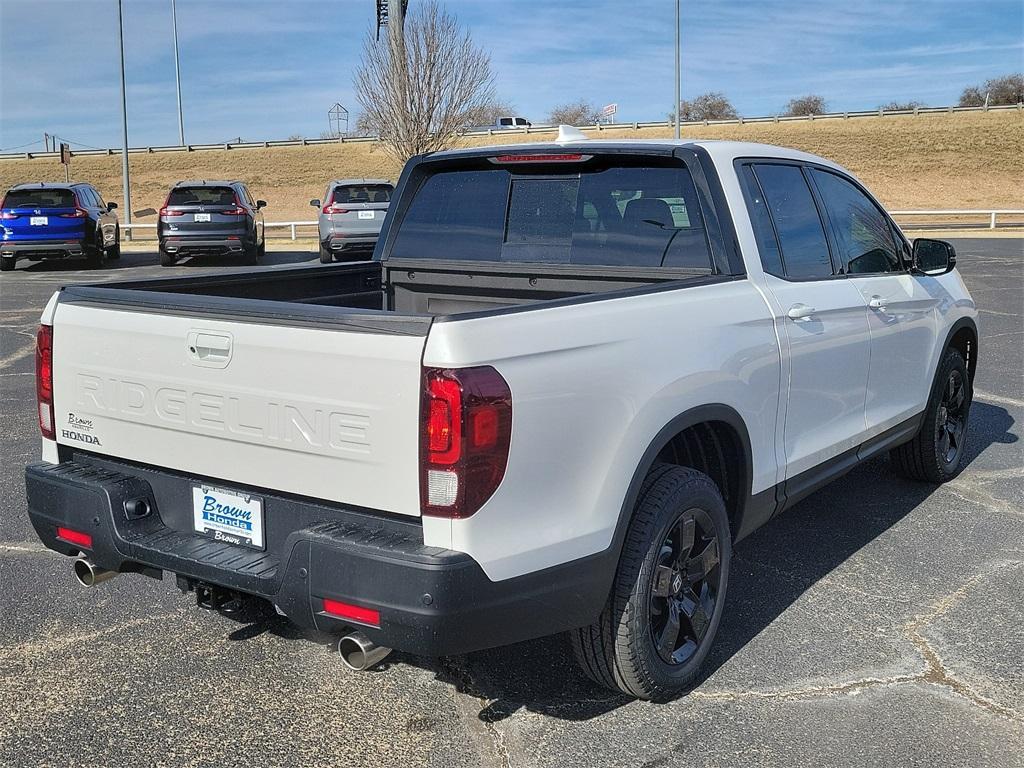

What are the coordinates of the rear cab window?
(388, 155, 715, 270)
(167, 187, 237, 206)
(3, 188, 77, 209)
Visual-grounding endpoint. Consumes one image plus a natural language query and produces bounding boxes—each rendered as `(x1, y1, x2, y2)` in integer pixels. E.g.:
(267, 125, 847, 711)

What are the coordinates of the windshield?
(389, 159, 713, 269)
(2, 188, 77, 208)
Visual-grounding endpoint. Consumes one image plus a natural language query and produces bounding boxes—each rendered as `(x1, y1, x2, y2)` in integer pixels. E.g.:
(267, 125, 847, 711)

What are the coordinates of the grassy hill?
(1, 110, 1020, 224)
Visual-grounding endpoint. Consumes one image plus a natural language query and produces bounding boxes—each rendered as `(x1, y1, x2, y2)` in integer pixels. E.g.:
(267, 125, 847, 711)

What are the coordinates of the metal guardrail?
(3, 104, 1020, 161)
(119, 209, 1024, 241)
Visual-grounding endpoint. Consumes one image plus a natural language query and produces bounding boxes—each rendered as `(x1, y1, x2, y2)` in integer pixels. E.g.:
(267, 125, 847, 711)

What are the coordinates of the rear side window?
(751, 164, 833, 279)
(390, 160, 714, 270)
(166, 186, 237, 206)
(810, 169, 900, 274)
(2, 188, 77, 208)
(332, 184, 392, 204)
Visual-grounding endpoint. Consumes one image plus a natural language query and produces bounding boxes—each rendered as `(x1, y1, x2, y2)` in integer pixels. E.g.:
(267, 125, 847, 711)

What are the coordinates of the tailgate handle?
(188, 331, 233, 367)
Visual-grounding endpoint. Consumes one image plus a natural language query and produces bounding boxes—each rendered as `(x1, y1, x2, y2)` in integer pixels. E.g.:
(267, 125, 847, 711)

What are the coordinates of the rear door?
(50, 300, 428, 516)
(738, 161, 871, 479)
(1, 187, 86, 242)
(327, 183, 392, 236)
(161, 185, 248, 240)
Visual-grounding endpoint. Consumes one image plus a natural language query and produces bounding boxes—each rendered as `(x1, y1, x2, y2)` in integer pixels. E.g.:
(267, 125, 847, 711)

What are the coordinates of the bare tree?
(959, 73, 1024, 106)
(547, 99, 603, 126)
(672, 92, 738, 122)
(354, 0, 495, 160)
(460, 97, 519, 129)
(879, 100, 926, 111)
(784, 94, 828, 116)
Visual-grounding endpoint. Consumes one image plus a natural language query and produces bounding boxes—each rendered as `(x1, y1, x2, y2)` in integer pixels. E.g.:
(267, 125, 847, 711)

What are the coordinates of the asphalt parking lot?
(1, 239, 1021, 767)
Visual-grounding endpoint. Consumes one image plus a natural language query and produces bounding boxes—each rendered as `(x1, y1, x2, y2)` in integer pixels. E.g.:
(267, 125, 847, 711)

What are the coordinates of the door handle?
(187, 331, 233, 367)
(787, 303, 816, 322)
(868, 296, 888, 312)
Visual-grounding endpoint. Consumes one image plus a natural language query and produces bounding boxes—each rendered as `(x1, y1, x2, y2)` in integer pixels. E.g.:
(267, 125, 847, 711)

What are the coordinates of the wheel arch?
(942, 317, 979, 385)
(610, 404, 755, 559)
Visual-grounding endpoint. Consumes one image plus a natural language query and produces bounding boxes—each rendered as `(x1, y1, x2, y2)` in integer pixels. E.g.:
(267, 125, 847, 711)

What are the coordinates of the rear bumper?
(0, 240, 86, 259)
(25, 458, 609, 656)
(161, 237, 249, 256)
(327, 234, 378, 253)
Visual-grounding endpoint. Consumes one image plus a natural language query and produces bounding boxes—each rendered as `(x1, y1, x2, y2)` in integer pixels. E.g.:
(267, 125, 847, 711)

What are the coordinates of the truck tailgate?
(50, 301, 426, 516)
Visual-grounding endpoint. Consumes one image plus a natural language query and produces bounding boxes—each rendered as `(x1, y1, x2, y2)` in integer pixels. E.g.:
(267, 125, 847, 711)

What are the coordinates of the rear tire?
(106, 229, 120, 260)
(570, 464, 731, 701)
(0, 255, 14, 272)
(890, 348, 972, 483)
(159, 248, 177, 267)
(319, 245, 333, 264)
(257, 239, 266, 262)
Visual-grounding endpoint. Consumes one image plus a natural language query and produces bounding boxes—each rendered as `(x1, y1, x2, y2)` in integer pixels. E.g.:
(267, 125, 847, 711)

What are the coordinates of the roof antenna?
(556, 125, 588, 143)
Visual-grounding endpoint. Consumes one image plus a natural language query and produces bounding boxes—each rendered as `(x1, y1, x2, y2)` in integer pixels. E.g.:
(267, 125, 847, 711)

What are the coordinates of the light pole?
(674, 0, 680, 139)
(117, 0, 132, 238)
(171, 0, 184, 144)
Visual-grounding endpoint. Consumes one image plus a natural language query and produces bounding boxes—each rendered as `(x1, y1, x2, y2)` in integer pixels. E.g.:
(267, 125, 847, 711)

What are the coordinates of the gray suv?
(310, 179, 393, 263)
(158, 180, 266, 267)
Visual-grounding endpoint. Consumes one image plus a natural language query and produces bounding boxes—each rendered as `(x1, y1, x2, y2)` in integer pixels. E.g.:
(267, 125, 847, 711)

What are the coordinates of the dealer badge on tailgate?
(192, 484, 265, 549)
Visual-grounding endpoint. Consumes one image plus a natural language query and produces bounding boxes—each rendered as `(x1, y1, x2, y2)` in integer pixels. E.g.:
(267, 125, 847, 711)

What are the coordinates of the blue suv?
(0, 182, 120, 271)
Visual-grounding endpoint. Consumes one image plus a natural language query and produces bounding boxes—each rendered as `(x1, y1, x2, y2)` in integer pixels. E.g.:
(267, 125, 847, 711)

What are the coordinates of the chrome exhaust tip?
(73, 558, 118, 588)
(337, 631, 392, 671)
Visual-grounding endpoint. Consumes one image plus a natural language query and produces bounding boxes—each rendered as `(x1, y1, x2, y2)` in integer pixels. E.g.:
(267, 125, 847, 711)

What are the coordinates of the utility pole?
(171, 0, 185, 144)
(117, 0, 132, 239)
(674, 0, 681, 139)
(388, 0, 408, 150)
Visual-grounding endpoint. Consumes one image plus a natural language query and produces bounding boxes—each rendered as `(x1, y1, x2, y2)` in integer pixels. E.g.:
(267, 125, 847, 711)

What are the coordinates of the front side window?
(811, 169, 900, 274)
(752, 163, 834, 279)
(390, 160, 713, 270)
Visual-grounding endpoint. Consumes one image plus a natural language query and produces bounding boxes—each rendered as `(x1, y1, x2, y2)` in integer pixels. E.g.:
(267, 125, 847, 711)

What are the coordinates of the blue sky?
(1, 0, 1021, 150)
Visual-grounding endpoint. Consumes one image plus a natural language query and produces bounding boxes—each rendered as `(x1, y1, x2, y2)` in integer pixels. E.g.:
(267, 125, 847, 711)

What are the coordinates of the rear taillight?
(0, 212, 16, 220)
(222, 195, 246, 215)
(420, 366, 511, 518)
(57, 208, 88, 218)
(159, 207, 185, 217)
(36, 324, 54, 440)
(323, 204, 349, 214)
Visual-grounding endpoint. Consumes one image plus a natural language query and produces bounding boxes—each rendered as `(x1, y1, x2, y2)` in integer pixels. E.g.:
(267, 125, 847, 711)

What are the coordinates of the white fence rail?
(890, 210, 1024, 229)
(3, 103, 1020, 161)
(119, 209, 1024, 241)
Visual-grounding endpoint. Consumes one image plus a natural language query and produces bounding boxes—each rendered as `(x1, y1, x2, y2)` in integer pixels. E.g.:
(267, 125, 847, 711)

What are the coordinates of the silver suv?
(310, 179, 393, 262)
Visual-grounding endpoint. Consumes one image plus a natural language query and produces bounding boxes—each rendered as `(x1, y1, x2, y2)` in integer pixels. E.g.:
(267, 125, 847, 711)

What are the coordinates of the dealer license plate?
(194, 213, 211, 222)
(192, 484, 264, 549)
(30, 216, 48, 226)
(358, 210, 374, 219)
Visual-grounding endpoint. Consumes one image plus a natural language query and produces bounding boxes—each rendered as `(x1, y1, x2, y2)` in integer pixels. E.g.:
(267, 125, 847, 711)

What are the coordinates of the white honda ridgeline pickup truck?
(27, 135, 978, 700)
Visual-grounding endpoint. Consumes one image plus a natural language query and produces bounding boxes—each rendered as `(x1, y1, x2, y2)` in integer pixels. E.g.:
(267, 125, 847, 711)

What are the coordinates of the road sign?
(602, 103, 618, 117)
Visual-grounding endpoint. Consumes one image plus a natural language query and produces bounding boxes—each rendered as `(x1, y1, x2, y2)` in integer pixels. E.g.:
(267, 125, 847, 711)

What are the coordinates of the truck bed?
(58, 259, 715, 333)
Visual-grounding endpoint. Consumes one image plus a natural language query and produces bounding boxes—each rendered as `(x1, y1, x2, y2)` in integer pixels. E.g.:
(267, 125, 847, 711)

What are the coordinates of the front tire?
(890, 348, 972, 482)
(570, 464, 731, 701)
(105, 228, 121, 260)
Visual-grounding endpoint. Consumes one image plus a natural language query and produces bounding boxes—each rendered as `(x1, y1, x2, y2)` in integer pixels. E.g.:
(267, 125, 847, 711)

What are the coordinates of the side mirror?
(912, 238, 956, 275)
(256, 200, 267, 209)
(106, 202, 118, 211)
(309, 198, 321, 208)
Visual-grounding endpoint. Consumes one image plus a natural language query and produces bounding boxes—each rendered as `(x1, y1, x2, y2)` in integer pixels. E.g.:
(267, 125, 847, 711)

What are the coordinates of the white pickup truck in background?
(26, 136, 978, 700)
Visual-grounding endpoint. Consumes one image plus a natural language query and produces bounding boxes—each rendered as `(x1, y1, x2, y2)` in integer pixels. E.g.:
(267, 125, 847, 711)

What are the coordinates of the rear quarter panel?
(422, 279, 781, 580)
